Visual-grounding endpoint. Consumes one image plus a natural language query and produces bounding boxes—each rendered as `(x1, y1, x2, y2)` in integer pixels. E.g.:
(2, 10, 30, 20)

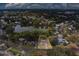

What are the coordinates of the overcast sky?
(0, 3, 79, 9)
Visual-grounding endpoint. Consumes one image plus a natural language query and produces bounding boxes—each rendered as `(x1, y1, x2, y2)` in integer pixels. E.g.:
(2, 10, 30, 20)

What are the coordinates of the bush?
(8, 47, 21, 56)
(66, 34, 79, 43)
(47, 47, 76, 56)
(39, 35, 47, 40)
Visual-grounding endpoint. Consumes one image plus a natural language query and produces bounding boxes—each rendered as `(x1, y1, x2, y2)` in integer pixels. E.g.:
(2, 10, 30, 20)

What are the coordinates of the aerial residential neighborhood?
(0, 3, 79, 56)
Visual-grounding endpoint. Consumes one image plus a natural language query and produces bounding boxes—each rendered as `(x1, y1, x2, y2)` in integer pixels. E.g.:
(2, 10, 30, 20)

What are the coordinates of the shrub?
(47, 47, 76, 56)
(66, 34, 79, 43)
(8, 47, 21, 56)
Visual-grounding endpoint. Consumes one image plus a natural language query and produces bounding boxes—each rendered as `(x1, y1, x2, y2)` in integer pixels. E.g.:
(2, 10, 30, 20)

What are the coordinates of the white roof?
(14, 24, 34, 32)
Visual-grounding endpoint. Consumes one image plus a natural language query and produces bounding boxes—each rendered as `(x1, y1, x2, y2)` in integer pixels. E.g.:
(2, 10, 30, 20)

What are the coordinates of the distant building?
(14, 24, 34, 33)
(0, 28, 3, 35)
(0, 28, 6, 38)
(52, 34, 69, 46)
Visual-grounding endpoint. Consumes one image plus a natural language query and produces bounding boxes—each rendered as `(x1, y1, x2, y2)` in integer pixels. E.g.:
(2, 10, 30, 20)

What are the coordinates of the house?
(52, 34, 69, 46)
(0, 28, 3, 36)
